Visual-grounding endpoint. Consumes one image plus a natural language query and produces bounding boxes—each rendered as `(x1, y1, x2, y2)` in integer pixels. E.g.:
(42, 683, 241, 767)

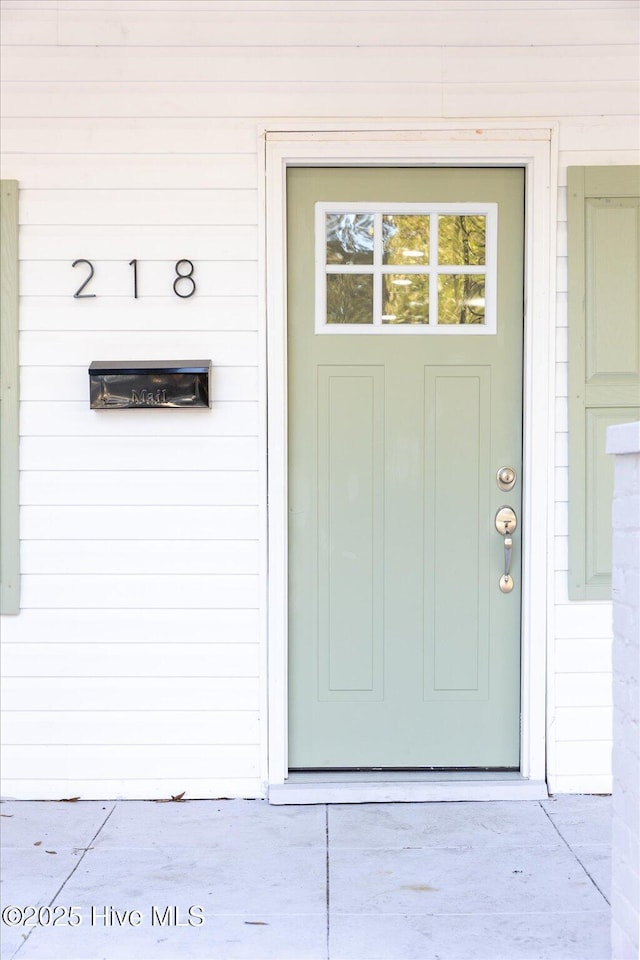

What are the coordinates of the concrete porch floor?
(0, 796, 611, 960)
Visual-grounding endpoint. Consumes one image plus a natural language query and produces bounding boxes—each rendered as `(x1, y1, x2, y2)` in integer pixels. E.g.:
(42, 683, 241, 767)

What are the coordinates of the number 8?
(173, 259, 196, 298)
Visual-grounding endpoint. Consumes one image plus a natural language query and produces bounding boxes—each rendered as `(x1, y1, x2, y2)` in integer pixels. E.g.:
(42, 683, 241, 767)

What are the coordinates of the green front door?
(287, 167, 524, 769)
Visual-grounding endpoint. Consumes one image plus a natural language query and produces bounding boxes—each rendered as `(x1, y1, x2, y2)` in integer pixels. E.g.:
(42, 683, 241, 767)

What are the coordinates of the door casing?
(262, 125, 558, 794)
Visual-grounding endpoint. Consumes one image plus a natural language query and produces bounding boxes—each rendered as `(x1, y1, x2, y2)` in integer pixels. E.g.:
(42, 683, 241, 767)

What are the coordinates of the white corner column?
(606, 421, 640, 960)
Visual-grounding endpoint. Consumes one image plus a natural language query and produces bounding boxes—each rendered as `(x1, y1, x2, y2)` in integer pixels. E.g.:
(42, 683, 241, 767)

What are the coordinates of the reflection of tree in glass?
(383, 215, 430, 264)
(437, 217, 486, 324)
(327, 274, 373, 324)
(324, 212, 486, 325)
(383, 275, 429, 324)
(438, 215, 485, 265)
(326, 214, 374, 264)
(438, 214, 486, 324)
(382, 215, 486, 323)
(438, 275, 485, 325)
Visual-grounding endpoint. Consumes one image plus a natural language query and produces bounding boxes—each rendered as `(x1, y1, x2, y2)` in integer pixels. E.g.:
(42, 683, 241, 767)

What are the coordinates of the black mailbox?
(89, 360, 211, 409)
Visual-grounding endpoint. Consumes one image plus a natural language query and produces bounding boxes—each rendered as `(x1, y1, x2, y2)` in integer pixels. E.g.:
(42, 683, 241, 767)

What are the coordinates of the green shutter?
(568, 166, 640, 600)
(1, 180, 20, 614)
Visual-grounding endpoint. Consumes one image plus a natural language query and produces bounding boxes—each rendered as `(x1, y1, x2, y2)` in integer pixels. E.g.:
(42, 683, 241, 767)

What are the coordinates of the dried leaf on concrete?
(155, 791, 186, 803)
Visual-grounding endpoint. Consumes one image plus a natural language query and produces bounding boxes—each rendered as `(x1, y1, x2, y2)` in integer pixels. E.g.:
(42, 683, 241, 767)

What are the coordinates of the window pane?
(438, 215, 486, 265)
(438, 275, 485, 325)
(382, 274, 429, 324)
(383, 215, 430, 265)
(326, 214, 374, 265)
(327, 274, 374, 324)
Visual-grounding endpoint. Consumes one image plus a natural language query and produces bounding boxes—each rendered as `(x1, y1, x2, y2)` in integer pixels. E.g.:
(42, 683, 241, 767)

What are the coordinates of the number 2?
(72, 259, 96, 298)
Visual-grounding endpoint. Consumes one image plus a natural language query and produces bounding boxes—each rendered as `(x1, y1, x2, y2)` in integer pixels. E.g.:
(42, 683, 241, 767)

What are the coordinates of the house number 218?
(71, 259, 196, 299)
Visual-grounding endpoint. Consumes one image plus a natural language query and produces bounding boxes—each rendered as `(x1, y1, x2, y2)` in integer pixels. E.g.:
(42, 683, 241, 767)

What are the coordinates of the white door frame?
(263, 124, 557, 799)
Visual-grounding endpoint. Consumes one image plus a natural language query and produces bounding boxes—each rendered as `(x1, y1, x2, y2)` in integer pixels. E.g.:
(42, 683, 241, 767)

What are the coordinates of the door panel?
(424, 366, 491, 700)
(287, 167, 524, 769)
(317, 366, 385, 701)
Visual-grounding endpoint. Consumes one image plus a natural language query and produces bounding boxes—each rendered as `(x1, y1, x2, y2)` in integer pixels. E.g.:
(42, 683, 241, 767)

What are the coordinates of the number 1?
(129, 259, 138, 298)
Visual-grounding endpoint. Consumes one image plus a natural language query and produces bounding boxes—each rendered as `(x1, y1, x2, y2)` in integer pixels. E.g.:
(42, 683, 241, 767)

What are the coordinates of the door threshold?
(268, 772, 547, 804)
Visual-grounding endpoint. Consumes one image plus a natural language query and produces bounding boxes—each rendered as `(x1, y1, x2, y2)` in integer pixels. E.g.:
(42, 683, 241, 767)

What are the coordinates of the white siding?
(608, 424, 640, 959)
(1, 0, 638, 798)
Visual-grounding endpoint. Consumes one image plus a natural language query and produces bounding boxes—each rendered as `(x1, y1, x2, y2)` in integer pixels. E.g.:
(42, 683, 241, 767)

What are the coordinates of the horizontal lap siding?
(20, 471, 259, 504)
(2, 6, 636, 46)
(2, 711, 260, 745)
(0, 119, 259, 154)
(2, 745, 260, 782)
(0, 157, 258, 190)
(5, 115, 638, 156)
(1, 608, 260, 643)
(16, 191, 257, 225)
(1, 58, 264, 795)
(18, 575, 259, 608)
(1, 1, 637, 10)
(1, 0, 638, 798)
(20, 332, 257, 365)
(2, 642, 260, 674)
(19, 437, 258, 471)
(2, 45, 638, 85)
(4, 82, 639, 118)
(1, 677, 261, 711)
(20, 402, 258, 434)
(21, 540, 260, 573)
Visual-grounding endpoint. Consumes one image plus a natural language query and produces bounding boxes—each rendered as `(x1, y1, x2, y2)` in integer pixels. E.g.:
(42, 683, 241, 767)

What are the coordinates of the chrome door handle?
(503, 535, 513, 581)
(495, 506, 517, 593)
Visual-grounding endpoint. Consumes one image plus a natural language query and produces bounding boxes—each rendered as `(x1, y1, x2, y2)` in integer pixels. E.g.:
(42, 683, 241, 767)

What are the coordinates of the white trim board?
(263, 125, 557, 802)
(269, 778, 548, 805)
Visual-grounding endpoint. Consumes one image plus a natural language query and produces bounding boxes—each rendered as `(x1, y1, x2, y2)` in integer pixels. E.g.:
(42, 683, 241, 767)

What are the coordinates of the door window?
(316, 202, 497, 334)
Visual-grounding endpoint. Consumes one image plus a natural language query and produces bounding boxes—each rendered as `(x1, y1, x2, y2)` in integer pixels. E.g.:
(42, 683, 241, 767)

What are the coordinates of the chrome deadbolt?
(496, 466, 517, 491)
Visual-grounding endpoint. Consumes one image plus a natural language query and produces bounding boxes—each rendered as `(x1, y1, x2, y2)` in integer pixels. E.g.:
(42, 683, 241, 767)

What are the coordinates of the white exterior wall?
(607, 422, 640, 960)
(0, 0, 638, 799)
